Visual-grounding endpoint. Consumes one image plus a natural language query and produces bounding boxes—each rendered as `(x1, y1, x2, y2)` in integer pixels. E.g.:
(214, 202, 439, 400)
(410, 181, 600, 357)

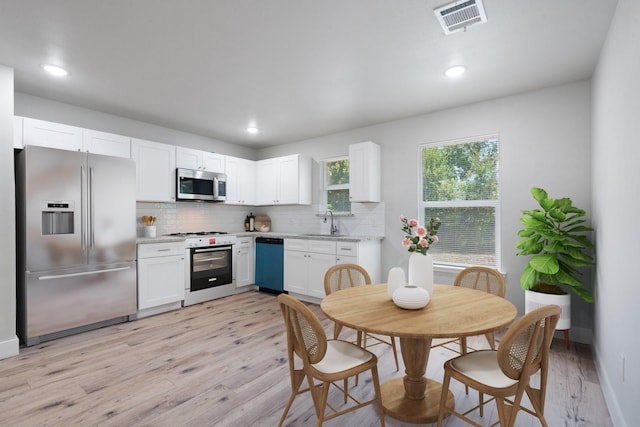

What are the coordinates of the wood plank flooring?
(0, 291, 612, 426)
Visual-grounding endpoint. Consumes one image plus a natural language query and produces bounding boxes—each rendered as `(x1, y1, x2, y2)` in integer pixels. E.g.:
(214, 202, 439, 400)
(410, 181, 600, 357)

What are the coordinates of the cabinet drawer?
(237, 238, 253, 248)
(307, 239, 336, 255)
(284, 238, 336, 255)
(284, 239, 308, 252)
(337, 242, 358, 257)
(138, 241, 185, 258)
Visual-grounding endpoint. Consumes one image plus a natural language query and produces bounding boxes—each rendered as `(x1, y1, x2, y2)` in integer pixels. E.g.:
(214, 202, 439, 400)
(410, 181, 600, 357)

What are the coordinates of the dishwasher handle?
(256, 237, 284, 245)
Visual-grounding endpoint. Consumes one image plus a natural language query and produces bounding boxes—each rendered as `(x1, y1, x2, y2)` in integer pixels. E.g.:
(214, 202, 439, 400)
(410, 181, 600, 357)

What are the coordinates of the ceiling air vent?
(434, 0, 487, 35)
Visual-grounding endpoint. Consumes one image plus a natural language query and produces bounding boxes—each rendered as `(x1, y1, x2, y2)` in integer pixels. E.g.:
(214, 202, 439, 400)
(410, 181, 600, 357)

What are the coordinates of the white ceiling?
(0, 0, 618, 148)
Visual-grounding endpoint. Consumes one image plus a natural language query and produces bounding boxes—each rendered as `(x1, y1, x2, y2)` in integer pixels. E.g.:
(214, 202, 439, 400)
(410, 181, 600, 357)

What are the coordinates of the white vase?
(387, 267, 406, 299)
(408, 252, 433, 295)
(392, 285, 430, 309)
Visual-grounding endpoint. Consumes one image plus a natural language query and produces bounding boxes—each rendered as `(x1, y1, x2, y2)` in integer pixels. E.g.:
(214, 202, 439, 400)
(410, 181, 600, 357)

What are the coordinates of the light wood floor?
(0, 291, 612, 426)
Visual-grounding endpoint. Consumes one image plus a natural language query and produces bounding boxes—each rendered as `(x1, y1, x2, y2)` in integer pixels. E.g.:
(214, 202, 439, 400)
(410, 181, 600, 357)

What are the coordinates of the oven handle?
(193, 246, 231, 253)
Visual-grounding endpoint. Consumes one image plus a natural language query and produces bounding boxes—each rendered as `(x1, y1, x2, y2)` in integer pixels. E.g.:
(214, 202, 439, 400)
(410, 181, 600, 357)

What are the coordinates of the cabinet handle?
(157, 248, 172, 252)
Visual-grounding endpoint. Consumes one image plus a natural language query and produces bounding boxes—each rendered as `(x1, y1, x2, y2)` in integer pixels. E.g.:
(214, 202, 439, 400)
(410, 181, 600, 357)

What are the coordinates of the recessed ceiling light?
(444, 65, 466, 78)
(246, 126, 259, 134)
(42, 64, 69, 77)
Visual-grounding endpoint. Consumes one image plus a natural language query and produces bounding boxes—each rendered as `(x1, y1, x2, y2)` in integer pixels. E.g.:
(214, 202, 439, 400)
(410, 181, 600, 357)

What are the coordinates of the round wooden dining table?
(320, 283, 517, 424)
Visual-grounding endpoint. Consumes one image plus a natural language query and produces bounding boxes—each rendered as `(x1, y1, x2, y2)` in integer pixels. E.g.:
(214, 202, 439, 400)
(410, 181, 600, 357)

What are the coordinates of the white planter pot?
(524, 289, 571, 330)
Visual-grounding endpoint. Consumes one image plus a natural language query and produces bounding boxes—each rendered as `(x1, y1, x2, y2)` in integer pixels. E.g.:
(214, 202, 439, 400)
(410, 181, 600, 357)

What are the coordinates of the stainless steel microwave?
(176, 168, 226, 202)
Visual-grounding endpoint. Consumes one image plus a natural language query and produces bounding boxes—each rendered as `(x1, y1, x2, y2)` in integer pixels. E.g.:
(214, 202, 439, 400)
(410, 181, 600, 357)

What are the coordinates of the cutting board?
(254, 214, 271, 231)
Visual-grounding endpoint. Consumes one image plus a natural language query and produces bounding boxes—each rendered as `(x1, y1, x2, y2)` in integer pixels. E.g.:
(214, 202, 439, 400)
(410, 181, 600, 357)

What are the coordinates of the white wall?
(0, 65, 18, 358)
(592, 1, 639, 425)
(259, 80, 594, 336)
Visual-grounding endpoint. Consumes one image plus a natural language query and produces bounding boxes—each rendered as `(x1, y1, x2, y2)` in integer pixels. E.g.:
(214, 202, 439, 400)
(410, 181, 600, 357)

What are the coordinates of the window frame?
(417, 134, 501, 270)
(321, 155, 351, 214)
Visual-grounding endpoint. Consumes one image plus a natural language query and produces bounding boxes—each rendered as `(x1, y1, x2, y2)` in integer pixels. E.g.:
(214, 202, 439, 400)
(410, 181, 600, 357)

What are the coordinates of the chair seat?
(313, 340, 374, 374)
(449, 350, 518, 389)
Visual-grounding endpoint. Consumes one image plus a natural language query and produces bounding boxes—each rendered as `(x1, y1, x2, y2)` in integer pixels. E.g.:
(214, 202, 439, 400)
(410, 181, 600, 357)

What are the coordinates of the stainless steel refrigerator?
(16, 145, 137, 346)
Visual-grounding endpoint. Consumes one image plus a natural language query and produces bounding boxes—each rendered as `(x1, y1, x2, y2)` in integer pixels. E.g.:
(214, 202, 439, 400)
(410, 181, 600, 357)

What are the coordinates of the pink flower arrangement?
(400, 214, 441, 255)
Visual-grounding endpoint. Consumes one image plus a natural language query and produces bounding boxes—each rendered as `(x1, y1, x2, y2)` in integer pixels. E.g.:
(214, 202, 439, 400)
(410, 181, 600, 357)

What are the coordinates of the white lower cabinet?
(284, 239, 336, 300)
(335, 240, 382, 283)
(136, 241, 185, 318)
(234, 237, 255, 288)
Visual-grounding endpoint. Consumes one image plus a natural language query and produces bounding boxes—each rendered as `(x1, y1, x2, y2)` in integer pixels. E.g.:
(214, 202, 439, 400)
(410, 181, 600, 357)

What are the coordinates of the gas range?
(165, 231, 237, 248)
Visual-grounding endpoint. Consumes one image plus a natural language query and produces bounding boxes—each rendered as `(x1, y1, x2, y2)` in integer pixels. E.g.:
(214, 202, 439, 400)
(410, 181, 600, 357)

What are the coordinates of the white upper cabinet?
(176, 146, 225, 173)
(349, 141, 381, 202)
(225, 155, 256, 205)
(22, 117, 83, 151)
(131, 138, 176, 202)
(21, 117, 131, 158)
(82, 129, 131, 158)
(256, 154, 311, 205)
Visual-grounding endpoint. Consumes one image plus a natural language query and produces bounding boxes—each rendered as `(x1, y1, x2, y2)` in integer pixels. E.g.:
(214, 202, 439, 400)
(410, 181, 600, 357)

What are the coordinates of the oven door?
(190, 245, 233, 291)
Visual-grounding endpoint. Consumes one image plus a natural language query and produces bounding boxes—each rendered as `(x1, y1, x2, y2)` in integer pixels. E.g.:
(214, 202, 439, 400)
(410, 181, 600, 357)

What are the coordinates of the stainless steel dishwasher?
(255, 237, 284, 293)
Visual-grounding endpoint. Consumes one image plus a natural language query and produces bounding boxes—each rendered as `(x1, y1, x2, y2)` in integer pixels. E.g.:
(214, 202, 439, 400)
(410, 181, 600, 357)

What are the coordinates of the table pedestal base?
(380, 377, 454, 424)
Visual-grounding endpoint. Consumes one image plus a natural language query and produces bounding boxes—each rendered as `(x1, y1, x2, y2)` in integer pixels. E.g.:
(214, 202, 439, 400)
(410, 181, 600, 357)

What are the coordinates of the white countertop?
(235, 232, 384, 242)
(137, 232, 383, 244)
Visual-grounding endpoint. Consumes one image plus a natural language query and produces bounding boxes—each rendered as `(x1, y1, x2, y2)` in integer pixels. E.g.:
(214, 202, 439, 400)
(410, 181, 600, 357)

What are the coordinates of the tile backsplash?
(136, 202, 385, 237)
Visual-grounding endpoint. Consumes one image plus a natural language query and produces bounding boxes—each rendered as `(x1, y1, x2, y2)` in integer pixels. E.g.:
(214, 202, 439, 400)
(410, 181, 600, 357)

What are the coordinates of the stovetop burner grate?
(166, 231, 229, 237)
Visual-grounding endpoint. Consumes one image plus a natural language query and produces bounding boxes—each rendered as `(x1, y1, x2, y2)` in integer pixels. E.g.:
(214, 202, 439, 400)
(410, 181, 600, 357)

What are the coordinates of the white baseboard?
(0, 336, 19, 360)
(593, 344, 627, 427)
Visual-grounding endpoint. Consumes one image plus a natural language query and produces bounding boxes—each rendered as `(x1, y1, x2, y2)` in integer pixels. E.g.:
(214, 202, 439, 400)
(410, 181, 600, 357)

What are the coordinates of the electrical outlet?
(620, 353, 625, 382)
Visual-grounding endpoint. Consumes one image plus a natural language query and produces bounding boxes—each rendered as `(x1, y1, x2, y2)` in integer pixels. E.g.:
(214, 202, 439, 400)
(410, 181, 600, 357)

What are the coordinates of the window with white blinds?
(419, 135, 500, 269)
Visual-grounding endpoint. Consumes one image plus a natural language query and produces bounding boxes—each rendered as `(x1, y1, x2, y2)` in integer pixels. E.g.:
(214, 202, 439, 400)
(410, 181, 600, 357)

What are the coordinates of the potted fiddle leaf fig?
(515, 187, 595, 330)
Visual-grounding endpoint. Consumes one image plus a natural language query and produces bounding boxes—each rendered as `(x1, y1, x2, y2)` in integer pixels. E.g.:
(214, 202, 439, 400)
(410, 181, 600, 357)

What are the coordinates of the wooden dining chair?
(277, 293, 386, 427)
(432, 266, 506, 355)
(324, 263, 399, 371)
(436, 304, 561, 427)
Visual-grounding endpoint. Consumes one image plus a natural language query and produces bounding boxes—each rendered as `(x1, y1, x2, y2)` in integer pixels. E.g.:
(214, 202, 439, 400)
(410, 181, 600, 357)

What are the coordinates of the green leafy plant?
(515, 187, 595, 302)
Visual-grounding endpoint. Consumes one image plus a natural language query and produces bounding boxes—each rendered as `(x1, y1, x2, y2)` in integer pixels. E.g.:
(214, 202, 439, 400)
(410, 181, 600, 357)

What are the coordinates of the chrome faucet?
(328, 209, 338, 235)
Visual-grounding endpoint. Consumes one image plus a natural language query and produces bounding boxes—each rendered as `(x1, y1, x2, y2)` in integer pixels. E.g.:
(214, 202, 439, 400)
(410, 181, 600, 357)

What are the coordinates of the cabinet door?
(256, 158, 277, 205)
(23, 118, 83, 151)
(226, 156, 256, 205)
(137, 255, 185, 309)
(235, 238, 255, 287)
(336, 255, 358, 265)
(131, 138, 176, 202)
(284, 250, 307, 294)
(83, 129, 131, 158)
(349, 141, 381, 202)
(176, 146, 202, 169)
(307, 252, 336, 299)
(240, 158, 256, 205)
(277, 155, 300, 204)
(202, 152, 225, 173)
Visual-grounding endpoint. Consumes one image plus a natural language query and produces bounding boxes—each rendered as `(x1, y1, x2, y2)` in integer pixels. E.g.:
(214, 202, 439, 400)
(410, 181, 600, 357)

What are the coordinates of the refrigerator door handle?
(38, 266, 132, 281)
(81, 165, 86, 250)
(89, 167, 95, 249)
